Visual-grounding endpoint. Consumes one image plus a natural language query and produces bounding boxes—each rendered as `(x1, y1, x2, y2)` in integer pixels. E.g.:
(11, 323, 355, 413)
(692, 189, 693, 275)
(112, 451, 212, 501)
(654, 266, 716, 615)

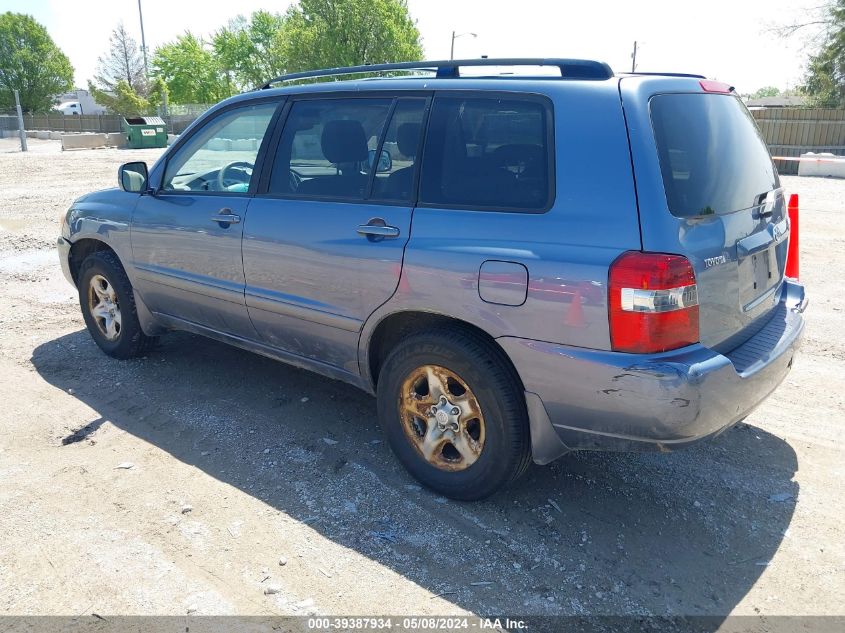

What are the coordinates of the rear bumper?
(499, 280, 807, 464)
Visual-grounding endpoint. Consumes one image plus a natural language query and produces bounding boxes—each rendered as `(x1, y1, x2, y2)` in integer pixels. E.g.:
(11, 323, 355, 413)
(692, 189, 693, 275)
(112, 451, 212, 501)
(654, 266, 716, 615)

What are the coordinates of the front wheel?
(78, 250, 155, 359)
(376, 327, 531, 500)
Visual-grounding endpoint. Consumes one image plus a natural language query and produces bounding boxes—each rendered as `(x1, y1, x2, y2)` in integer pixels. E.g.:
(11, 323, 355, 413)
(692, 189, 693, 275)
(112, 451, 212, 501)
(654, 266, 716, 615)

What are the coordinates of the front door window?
(162, 103, 276, 193)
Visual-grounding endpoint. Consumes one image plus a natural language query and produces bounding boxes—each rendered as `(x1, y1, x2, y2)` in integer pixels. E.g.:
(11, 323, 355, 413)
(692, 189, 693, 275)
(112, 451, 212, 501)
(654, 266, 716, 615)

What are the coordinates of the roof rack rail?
(626, 71, 707, 79)
(259, 58, 614, 89)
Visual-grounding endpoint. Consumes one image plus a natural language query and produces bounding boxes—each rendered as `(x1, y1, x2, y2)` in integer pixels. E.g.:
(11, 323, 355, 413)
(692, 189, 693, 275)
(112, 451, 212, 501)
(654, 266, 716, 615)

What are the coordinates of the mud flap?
(525, 391, 571, 465)
(134, 289, 167, 336)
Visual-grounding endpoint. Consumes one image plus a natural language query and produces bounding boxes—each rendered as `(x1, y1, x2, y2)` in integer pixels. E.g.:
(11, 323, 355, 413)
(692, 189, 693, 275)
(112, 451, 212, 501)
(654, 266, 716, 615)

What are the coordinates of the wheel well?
(68, 239, 116, 286)
(367, 312, 524, 391)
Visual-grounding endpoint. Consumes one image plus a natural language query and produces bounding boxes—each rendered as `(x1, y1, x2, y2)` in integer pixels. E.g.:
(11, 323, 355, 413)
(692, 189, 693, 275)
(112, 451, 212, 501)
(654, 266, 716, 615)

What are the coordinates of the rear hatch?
(622, 78, 788, 352)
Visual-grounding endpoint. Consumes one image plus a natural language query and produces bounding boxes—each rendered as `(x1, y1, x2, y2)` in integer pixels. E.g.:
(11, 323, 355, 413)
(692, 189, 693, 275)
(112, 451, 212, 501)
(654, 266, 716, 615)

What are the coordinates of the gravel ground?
(0, 140, 843, 621)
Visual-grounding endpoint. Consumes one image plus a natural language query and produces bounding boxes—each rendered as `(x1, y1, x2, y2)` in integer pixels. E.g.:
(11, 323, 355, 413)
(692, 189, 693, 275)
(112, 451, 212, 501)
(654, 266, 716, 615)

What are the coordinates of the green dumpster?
(122, 116, 168, 149)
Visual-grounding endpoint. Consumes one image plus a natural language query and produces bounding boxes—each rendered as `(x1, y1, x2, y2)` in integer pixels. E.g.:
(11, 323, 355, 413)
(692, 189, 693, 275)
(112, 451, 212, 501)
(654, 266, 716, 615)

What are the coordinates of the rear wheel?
(376, 327, 531, 500)
(78, 251, 155, 359)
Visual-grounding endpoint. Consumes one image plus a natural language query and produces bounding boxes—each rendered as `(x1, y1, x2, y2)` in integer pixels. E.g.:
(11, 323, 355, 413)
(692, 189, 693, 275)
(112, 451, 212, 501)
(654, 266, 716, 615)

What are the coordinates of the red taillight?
(608, 251, 700, 353)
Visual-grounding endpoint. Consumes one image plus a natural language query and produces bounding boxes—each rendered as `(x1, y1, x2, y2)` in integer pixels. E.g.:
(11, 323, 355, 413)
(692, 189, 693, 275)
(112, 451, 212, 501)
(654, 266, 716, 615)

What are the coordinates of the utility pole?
(631, 40, 638, 73)
(14, 90, 27, 152)
(138, 0, 149, 79)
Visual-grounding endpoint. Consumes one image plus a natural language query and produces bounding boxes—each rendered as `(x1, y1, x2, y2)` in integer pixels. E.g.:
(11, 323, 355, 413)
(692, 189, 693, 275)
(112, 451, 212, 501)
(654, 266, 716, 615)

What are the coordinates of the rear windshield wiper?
(754, 189, 780, 218)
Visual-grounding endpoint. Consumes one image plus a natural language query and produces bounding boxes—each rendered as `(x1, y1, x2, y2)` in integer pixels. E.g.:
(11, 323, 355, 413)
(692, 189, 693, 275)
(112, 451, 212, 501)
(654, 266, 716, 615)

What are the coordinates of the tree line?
(0, 0, 422, 114)
(783, 0, 845, 107)
(95, 0, 422, 114)
(1, 1, 843, 114)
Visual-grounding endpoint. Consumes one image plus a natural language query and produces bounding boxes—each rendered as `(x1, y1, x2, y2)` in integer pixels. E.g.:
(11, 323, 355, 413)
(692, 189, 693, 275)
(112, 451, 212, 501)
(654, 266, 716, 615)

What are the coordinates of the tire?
(78, 250, 155, 359)
(376, 326, 531, 500)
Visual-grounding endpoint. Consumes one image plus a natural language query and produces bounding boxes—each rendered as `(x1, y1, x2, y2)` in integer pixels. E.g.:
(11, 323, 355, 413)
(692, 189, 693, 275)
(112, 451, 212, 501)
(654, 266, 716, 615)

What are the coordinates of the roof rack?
(259, 58, 614, 89)
(626, 71, 707, 79)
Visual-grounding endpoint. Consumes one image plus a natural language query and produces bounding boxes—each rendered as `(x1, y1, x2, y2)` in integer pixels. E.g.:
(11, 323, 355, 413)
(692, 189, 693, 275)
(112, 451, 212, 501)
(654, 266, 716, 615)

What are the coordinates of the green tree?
(94, 23, 147, 95)
(147, 76, 168, 109)
(88, 76, 167, 116)
(88, 79, 148, 116)
(752, 86, 781, 99)
(152, 32, 231, 104)
(775, 0, 844, 107)
(213, 11, 286, 91)
(802, 0, 845, 107)
(281, 0, 422, 74)
(0, 12, 73, 112)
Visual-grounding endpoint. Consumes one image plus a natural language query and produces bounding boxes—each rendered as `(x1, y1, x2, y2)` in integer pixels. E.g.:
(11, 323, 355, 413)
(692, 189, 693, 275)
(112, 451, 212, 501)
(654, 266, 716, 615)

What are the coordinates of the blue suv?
(58, 59, 807, 500)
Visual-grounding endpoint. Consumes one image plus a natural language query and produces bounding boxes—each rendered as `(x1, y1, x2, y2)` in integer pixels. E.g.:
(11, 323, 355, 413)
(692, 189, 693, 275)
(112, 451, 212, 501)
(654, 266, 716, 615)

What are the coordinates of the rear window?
(650, 93, 779, 217)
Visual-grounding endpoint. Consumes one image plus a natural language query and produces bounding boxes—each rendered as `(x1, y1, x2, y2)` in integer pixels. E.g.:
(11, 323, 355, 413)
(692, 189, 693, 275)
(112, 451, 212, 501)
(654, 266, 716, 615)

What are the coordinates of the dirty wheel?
(377, 327, 531, 500)
(78, 250, 155, 359)
(88, 274, 121, 341)
(399, 365, 486, 471)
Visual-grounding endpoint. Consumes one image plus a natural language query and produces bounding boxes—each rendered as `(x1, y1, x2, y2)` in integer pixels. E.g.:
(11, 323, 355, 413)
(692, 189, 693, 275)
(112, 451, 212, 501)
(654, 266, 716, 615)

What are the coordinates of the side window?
(268, 98, 392, 200)
(419, 96, 552, 212)
(371, 99, 426, 202)
(162, 103, 277, 193)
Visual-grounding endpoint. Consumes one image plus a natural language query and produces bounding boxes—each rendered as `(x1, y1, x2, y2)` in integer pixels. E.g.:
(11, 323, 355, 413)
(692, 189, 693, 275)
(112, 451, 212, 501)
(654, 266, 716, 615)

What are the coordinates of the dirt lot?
(0, 139, 843, 621)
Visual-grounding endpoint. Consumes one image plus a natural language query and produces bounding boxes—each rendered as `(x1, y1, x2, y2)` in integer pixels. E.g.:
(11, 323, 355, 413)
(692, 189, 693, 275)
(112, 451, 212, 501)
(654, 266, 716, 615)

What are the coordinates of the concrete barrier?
(207, 138, 231, 151)
(106, 132, 127, 148)
(167, 134, 179, 146)
(798, 152, 845, 179)
(26, 130, 37, 138)
(230, 138, 256, 151)
(61, 133, 108, 150)
(49, 131, 63, 140)
(36, 130, 51, 140)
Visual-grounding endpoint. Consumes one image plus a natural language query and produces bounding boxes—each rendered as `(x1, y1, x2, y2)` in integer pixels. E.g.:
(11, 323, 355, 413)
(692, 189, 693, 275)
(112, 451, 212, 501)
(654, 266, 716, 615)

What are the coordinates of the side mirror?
(367, 148, 393, 174)
(118, 162, 148, 193)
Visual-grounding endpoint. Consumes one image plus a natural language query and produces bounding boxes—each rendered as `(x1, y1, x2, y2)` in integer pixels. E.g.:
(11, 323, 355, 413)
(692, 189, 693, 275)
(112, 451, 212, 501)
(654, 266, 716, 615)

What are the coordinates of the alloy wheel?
(398, 365, 486, 471)
(87, 274, 122, 341)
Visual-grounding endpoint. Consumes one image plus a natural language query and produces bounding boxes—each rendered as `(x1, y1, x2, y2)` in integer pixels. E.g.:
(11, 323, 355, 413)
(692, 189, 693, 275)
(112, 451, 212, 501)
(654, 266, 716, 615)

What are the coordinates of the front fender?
(64, 188, 142, 285)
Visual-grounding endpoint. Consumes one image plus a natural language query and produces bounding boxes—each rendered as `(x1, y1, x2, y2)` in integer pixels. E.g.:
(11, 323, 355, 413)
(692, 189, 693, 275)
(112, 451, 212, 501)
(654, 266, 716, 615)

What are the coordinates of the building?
(745, 95, 808, 109)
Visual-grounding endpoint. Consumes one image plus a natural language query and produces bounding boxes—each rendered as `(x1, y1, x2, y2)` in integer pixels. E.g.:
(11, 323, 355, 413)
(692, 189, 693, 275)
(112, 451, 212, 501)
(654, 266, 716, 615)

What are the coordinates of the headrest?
(321, 120, 367, 164)
(396, 122, 421, 158)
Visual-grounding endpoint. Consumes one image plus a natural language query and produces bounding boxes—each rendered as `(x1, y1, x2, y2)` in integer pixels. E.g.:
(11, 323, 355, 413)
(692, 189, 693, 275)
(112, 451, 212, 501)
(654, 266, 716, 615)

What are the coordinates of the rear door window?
(650, 93, 779, 217)
(419, 95, 553, 212)
(370, 98, 427, 202)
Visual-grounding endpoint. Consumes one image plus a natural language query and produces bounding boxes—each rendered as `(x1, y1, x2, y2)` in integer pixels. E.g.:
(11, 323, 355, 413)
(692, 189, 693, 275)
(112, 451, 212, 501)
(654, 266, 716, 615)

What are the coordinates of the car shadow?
(32, 329, 798, 624)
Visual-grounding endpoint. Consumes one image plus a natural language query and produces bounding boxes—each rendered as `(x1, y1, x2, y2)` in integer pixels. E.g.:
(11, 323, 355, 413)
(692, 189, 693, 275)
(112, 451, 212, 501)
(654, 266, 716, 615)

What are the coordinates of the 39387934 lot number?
(307, 617, 472, 630)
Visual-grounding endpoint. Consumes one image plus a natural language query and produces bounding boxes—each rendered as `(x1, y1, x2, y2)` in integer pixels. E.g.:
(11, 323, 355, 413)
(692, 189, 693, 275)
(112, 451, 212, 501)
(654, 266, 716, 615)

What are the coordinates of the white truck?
(52, 90, 106, 116)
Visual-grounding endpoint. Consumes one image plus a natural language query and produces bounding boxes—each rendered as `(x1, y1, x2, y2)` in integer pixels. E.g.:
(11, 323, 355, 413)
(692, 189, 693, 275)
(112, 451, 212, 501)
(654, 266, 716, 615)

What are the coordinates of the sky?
(3, 0, 828, 93)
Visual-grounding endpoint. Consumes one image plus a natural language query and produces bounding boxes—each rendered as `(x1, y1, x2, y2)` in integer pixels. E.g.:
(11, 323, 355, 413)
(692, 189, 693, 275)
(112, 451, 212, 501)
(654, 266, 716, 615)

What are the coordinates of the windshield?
(650, 93, 779, 217)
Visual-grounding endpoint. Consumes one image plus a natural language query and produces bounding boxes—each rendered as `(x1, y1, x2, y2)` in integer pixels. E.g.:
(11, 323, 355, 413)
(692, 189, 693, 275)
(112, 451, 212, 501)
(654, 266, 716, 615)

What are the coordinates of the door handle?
(357, 224, 400, 238)
(211, 208, 241, 224)
(357, 218, 400, 240)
